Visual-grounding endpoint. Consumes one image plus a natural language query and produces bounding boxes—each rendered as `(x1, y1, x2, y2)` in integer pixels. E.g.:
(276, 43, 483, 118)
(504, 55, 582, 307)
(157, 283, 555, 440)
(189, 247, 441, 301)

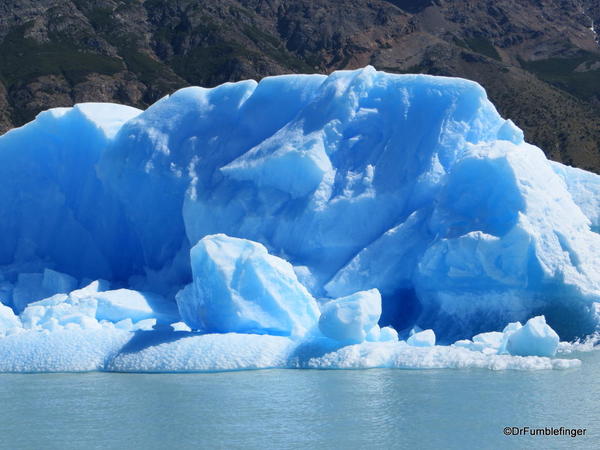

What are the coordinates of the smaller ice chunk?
(506, 316, 559, 357)
(318, 289, 382, 344)
(407, 329, 436, 347)
(467, 331, 504, 354)
(20, 294, 98, 330)
(19, 286, 176, 331)
(179, 234, 320, 336)
(453, 323, 525, 355)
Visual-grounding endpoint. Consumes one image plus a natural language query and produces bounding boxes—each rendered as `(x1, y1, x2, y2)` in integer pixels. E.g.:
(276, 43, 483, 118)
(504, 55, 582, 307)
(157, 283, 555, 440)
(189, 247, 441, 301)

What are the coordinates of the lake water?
(1, 351, 598, 449)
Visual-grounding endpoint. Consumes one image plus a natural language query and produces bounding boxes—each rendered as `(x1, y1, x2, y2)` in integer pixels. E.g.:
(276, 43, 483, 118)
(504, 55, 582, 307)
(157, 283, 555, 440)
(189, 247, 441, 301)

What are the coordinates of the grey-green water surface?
(0, 351, 598, 449)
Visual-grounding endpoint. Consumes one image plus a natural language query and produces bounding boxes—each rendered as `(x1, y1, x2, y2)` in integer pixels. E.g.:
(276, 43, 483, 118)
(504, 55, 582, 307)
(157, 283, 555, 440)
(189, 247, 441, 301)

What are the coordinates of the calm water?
(1, 351, 598, 450)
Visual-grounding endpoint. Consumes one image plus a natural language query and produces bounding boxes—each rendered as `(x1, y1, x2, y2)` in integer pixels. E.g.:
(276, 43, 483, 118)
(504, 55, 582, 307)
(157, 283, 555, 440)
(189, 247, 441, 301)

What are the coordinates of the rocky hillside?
(0, 0, 598, 172)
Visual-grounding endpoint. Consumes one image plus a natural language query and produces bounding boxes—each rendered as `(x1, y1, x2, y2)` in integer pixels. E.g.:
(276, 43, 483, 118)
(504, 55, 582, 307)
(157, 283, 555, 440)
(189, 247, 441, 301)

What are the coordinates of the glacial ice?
(0, 325, 580, 373)
(177, 234, 320, 336)
(450, 318, 559, 358)
(318, 289, 382, 343)
(506, 316, 560, 357)
(0, 66, 598, 372)
(19, 281, 177, 332)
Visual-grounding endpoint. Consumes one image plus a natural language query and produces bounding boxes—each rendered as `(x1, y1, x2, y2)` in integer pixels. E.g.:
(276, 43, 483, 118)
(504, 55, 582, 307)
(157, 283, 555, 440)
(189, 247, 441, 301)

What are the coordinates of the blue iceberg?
(318, 289, 382, 344)
(0, 66, 598, 372)
(506, 316, 560, 357)
(177, 234, 320, 336)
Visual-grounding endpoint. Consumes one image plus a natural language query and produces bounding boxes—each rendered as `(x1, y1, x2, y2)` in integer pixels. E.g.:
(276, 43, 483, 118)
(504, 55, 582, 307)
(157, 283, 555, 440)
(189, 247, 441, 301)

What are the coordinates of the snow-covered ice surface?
(0, 66, 598, 372)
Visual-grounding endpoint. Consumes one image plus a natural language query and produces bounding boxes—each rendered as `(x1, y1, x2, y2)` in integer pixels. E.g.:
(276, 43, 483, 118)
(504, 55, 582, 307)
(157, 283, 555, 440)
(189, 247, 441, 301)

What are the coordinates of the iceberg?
(0, 66, 597, 372)
(506, 316, 560, 357)
(450, 317, 560, 358)
(177, 234, 320, 336)
(451, 330, 509, 355)
(318, 289, 382, 344)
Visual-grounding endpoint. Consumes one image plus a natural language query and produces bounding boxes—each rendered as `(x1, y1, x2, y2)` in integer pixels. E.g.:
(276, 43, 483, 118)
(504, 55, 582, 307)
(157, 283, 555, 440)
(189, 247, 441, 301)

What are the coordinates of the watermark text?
(504, 426, 586, 438)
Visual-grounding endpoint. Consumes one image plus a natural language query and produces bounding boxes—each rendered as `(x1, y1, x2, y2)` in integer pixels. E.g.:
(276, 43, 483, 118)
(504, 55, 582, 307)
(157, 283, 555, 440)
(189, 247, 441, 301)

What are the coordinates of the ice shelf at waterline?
(0, 66, 598, 373)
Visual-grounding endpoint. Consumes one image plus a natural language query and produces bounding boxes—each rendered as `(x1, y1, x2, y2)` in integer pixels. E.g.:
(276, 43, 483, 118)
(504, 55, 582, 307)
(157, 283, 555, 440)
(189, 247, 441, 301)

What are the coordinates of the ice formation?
(177, 234, 319, 336)
(0, 66, 598, 372)
(318, 289, 382, 343)
(451, 318, 559, 357)
(506, 316, 559, 357)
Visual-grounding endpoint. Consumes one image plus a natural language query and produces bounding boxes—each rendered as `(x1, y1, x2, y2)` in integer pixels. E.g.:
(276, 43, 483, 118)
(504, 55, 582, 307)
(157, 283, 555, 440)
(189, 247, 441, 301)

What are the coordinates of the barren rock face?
(0, 0, 598, 172)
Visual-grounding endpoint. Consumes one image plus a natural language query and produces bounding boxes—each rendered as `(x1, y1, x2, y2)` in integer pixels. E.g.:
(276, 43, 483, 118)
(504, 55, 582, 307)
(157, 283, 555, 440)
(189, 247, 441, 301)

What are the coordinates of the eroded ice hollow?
(0, 66, 598, 372)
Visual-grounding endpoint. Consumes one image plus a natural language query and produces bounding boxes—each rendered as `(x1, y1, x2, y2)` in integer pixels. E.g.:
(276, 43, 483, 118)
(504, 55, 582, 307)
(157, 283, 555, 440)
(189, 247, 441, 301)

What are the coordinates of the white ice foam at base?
(300, 341, 580, 371)
(0, 327, 581, 373)
(0, 329, 132, 372)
